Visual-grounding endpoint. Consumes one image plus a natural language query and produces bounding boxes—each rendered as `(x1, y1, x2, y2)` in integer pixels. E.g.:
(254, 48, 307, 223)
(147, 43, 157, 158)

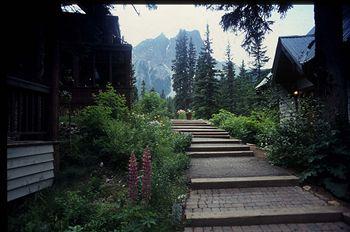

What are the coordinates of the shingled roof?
(272, 6, 350, 78)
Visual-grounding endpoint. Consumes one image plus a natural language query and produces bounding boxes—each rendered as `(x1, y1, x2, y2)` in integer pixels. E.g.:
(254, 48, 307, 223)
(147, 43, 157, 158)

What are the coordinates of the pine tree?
(160, 89, 166, 99)
(187, 37, 196, 108)
(166, 97, 175, 117)
(131, 65, 138, 104)
(193, 24, 218, 119)
(141, 79, 146, 97)
(234, 60, 257, 115)
(219, 43, 235, 112)
(248, 32, 269, 82)
(172, 30, 189, 110)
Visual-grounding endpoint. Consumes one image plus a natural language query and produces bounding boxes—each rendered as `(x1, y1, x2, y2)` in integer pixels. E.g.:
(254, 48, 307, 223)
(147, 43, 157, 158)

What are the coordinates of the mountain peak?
(156, 32, 167, 39)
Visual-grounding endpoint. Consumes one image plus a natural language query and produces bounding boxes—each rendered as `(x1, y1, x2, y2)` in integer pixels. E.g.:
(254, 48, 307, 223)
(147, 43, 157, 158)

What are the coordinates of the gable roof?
(279, 35, 315, 72)
(255, 72, 272, 89)
(273, 5, 350, 78)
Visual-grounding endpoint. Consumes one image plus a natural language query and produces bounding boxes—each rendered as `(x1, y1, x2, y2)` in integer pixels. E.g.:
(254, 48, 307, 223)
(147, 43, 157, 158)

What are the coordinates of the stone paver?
(184, 222, 350, 232)
(189, 157, 289, 178)
(191, 138, 242, 144)
(185, 187, 327, 214)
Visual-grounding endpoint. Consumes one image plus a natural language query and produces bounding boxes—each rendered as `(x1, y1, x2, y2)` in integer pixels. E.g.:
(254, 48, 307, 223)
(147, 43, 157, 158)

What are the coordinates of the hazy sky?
(111, 4, 314, 69)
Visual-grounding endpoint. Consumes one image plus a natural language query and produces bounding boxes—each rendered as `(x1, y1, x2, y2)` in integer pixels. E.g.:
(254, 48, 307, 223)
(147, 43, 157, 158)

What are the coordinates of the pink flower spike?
(141, 147, 152, 202)
(128, 152, 138, 202)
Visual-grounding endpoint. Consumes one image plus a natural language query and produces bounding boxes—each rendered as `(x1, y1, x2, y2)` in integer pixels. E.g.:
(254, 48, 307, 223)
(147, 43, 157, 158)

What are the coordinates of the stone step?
(185, 186, 346, 227)
(174, 128, 226, 132)
(189, 143, 250, 152)
(172, 124, 209, 127)
(191, 138, 242, 144)
(190, 132, 230, 136)
(189, 157, 290, 179)
(171, 119, 207, 123)
(171, 120, 208, 126)
(187, 150, 254, 158)
(184, 222, 350, 232)
(192, 134, 230, 139)
(172, 126, 215, 129)
(190, 175, 299, 189)
(186, 206, 345, 227)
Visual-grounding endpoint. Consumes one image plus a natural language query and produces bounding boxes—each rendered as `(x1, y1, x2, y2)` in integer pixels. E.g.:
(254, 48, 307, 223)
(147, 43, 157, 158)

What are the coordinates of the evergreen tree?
(166, 97, 175, 117)
(248, 32, 269, 82)
(234, 60, 257, 115)
(172, 30, 189, 110)
(187, 37, 196, 108)
(193, 25, 218, 119)
(130, 65, 138, 104)
(217, 70, 227, 109)
(160, 89, 166, 99)
(141, 79, 146, 97)
(219, 43, 235, 112)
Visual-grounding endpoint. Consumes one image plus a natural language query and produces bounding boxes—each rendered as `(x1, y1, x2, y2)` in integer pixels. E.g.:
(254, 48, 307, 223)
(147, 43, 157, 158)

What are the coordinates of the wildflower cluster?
(128, 152, 138, 202)
(127, 148, 152, 203)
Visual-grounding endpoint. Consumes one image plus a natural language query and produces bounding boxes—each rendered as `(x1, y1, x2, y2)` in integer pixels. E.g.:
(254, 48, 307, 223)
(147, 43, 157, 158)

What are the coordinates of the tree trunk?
(314, 3, 348, 125)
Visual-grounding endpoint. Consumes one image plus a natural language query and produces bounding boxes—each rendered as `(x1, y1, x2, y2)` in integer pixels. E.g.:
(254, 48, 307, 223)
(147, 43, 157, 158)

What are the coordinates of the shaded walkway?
(171, 119, 350, 232)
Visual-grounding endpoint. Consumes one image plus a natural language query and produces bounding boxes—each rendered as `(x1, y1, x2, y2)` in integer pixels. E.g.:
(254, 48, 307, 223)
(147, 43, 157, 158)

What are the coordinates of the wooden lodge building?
(5, 3, 132, 201)
(257, 6, 350, 122)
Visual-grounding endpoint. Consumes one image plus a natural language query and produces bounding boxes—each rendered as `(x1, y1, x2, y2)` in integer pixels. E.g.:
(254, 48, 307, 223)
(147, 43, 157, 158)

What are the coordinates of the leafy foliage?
(134, 92, 170, 120)
(210, 109, 277, 146)
(267, 98, 350, 199)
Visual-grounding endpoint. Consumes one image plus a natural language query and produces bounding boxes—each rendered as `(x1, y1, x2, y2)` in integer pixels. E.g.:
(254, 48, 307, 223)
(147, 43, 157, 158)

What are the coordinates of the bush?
(267, 98, 350, 200)
(135, 92, 170, 120)
(210, 109, 277, 146)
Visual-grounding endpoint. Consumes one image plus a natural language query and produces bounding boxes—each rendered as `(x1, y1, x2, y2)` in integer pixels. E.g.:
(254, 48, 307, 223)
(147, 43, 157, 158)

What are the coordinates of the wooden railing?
(7, 76, 50, 141)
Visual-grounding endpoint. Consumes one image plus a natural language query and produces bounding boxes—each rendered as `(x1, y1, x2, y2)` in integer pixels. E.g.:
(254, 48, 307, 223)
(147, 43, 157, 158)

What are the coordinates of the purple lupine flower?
(141, 147, 152, 202)
(128, 152, 138, 202)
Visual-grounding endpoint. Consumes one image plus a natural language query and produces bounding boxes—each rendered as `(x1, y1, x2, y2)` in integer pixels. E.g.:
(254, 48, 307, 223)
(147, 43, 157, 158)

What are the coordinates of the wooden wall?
(7, 142, 55, 201)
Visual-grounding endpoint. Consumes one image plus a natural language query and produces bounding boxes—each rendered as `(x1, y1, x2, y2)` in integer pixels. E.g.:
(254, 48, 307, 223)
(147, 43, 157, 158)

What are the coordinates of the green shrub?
(94, 83, 129, 121)
(176, 110, 186, 119)
(267, 98, 350, 200)
(210, 109, 235, 126)
(135, 92, 170, 120)
(210, 109, 277, 145)
(173, 132, 192, 153)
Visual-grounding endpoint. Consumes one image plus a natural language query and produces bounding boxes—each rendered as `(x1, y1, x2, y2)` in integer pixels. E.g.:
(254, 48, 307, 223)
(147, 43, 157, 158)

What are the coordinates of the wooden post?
(50, 41, 60, 173)
(1, 60, 8, 227)
(46, 1, 60, 173)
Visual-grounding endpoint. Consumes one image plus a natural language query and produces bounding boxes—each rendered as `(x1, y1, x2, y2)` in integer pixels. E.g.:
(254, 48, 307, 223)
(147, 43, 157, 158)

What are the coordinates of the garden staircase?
(171, 119, 350, 231)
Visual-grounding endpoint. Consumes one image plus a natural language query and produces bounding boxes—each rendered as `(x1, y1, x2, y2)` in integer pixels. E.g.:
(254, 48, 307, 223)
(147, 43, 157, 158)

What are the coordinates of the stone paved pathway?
(171, 119, 350, 232)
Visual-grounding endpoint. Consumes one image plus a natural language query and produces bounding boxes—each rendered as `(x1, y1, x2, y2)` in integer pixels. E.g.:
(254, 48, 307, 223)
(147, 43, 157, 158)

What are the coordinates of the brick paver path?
(171, 119, 350, 232)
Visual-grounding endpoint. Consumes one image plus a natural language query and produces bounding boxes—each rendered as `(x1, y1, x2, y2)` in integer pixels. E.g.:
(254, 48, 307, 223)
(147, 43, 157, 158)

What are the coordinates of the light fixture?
(293, 90, 299, 96)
